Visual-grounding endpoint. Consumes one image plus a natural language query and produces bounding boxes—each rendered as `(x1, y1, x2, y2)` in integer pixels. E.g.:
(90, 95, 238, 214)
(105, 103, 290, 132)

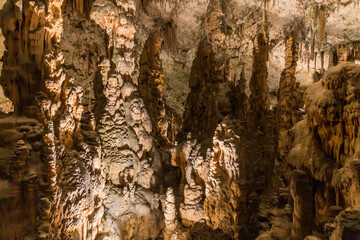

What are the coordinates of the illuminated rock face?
(204, 117, 247, 239)
(1, 0, 360, 240)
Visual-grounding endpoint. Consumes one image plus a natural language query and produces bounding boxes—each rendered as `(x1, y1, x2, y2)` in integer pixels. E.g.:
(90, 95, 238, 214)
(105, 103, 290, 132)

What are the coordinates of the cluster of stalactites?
(305, 63, 360, 161)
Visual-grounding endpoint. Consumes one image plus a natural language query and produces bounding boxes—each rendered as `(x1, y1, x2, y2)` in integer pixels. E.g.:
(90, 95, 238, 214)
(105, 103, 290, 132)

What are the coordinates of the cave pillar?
(278, 29, 299, 161)
(249, 31, 269, 116)
(290, 170, 313, 240)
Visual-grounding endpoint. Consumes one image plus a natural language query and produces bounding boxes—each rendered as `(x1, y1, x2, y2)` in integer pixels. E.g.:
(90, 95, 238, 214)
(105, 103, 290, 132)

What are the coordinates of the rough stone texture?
(286, 63, 360, 240)
(330, 209, 360, 240)
(305, 63, 360, 161)
(249, 30, 269, 115)
(204, 116, 247, 239)
(1, 1, 360, 240)
(139, 27, 169, 145)
(278, 29, 300, 161)
(290, 170, 313, 240)
(182, 0, 231, 140)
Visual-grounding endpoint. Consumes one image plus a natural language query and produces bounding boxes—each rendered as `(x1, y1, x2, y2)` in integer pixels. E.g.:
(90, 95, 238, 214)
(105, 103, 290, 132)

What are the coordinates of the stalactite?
(2, 1, 360, 239)
(0, 1, 47, 113)
(318, 5, 326, 49)
(230, 66, 249, 120)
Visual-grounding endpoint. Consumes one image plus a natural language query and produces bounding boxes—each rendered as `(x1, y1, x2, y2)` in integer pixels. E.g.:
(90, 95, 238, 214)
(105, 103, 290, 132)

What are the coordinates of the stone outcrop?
(92, 0, 166, 239)
(330, 209, 360, 239)
(305, 63, 360, 161)
(204, 117, 247, 239)
(286, 63, 360, 239)
(0, 0, 107, 238)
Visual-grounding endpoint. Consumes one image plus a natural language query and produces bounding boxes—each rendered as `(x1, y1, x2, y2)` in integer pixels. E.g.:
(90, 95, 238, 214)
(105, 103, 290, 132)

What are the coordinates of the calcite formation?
(139, 28, 168, 145)
(249, 31, 269, 116)
(1, 0, 360, 240)
(290, 170, 313, 240)
(204, 117, 247, 239)
(182, 0, 231, 140)
(278, 29, 300, 161)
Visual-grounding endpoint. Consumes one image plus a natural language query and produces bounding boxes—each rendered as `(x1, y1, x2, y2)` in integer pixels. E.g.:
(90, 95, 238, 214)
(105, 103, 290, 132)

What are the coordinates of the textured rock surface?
(182, 0, 231, 140)
(1, 0, 360, 240)
(278, 29, 300, 161)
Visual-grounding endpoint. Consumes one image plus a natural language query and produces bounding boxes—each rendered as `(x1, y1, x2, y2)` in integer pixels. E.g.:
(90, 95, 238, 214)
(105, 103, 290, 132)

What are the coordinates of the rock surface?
(1, 0, 360, 240)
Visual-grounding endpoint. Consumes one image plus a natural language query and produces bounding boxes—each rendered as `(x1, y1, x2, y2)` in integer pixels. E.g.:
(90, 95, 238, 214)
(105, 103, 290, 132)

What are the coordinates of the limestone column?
(290, 170, 313, 240)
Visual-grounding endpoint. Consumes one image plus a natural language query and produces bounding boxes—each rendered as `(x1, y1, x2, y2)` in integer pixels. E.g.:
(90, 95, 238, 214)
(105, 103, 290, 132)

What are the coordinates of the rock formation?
(249, 31, 269, 116)
(1, 0, 360, 240)
(182, 0, 231, 140)
(290, 170, 313, 240)
(278, 29, 300, 161)
(139, 27, 168, 145)
(204, 117, 247, 239)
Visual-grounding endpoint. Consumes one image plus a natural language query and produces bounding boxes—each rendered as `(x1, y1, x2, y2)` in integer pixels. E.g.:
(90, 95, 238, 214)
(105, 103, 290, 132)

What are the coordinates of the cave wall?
(0, 0, 360, 240)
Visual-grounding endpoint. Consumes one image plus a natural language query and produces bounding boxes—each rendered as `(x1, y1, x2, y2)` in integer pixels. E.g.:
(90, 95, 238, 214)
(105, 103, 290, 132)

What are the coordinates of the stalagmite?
(204, 117, 247, 239)
(9, 140, 30, 196)
(278, 29, 299, 161)
(41, 121, 57, 199)
(249, 31, 269, 115)
(139, 28, 168, 144)
(290, 170, 313, 240)
(182, 0, 231, 139)
(164, 187, 178, 240)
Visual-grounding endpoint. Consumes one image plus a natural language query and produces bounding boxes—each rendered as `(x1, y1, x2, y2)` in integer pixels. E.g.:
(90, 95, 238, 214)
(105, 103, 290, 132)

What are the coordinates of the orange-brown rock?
(249, 31, 269, 115)
(278, 29, 300, 160)
(182, 0, 231, 140)
(204, 116, 248, 239)
(290, 170, 313, 240)
(139, 28, 168, 144)
(305, 63, 360, 161)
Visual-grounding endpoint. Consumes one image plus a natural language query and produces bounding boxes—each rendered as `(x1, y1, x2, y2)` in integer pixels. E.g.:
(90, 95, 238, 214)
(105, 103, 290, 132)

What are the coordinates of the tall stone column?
(278, 29, 299, 161)
(139, 28, 168, 144)
(182, 0, 231, 140)
(249, 31, 269, 116)
(290, 170, 313, 240)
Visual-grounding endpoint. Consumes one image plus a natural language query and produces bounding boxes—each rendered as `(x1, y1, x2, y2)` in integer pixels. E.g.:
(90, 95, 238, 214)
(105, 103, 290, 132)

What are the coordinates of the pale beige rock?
(164, 187, 178, 240)
(204, 116, 247, 239)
